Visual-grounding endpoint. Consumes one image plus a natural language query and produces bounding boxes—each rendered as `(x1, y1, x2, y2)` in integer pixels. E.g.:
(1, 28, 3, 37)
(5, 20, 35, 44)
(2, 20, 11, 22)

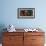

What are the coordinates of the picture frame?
(17, 8, 35, 19)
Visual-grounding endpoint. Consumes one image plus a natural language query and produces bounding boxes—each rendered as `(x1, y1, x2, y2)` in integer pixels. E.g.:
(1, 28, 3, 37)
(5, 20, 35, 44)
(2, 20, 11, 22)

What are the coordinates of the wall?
(0, 0, 46, 44)
(0, 0, 46, 30)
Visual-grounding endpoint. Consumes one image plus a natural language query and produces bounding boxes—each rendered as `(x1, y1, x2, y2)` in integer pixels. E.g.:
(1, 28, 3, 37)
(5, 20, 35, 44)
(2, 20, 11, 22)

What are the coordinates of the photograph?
(17, 8, 35, 19)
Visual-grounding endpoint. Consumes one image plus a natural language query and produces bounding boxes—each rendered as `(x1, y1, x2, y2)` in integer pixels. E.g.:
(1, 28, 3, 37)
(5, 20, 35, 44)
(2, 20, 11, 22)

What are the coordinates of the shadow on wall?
(0, 24, 7, 43)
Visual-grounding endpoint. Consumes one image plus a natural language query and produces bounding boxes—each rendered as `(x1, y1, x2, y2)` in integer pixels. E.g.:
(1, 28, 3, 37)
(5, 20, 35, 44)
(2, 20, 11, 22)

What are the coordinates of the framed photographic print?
(17, 8, 35, 19)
